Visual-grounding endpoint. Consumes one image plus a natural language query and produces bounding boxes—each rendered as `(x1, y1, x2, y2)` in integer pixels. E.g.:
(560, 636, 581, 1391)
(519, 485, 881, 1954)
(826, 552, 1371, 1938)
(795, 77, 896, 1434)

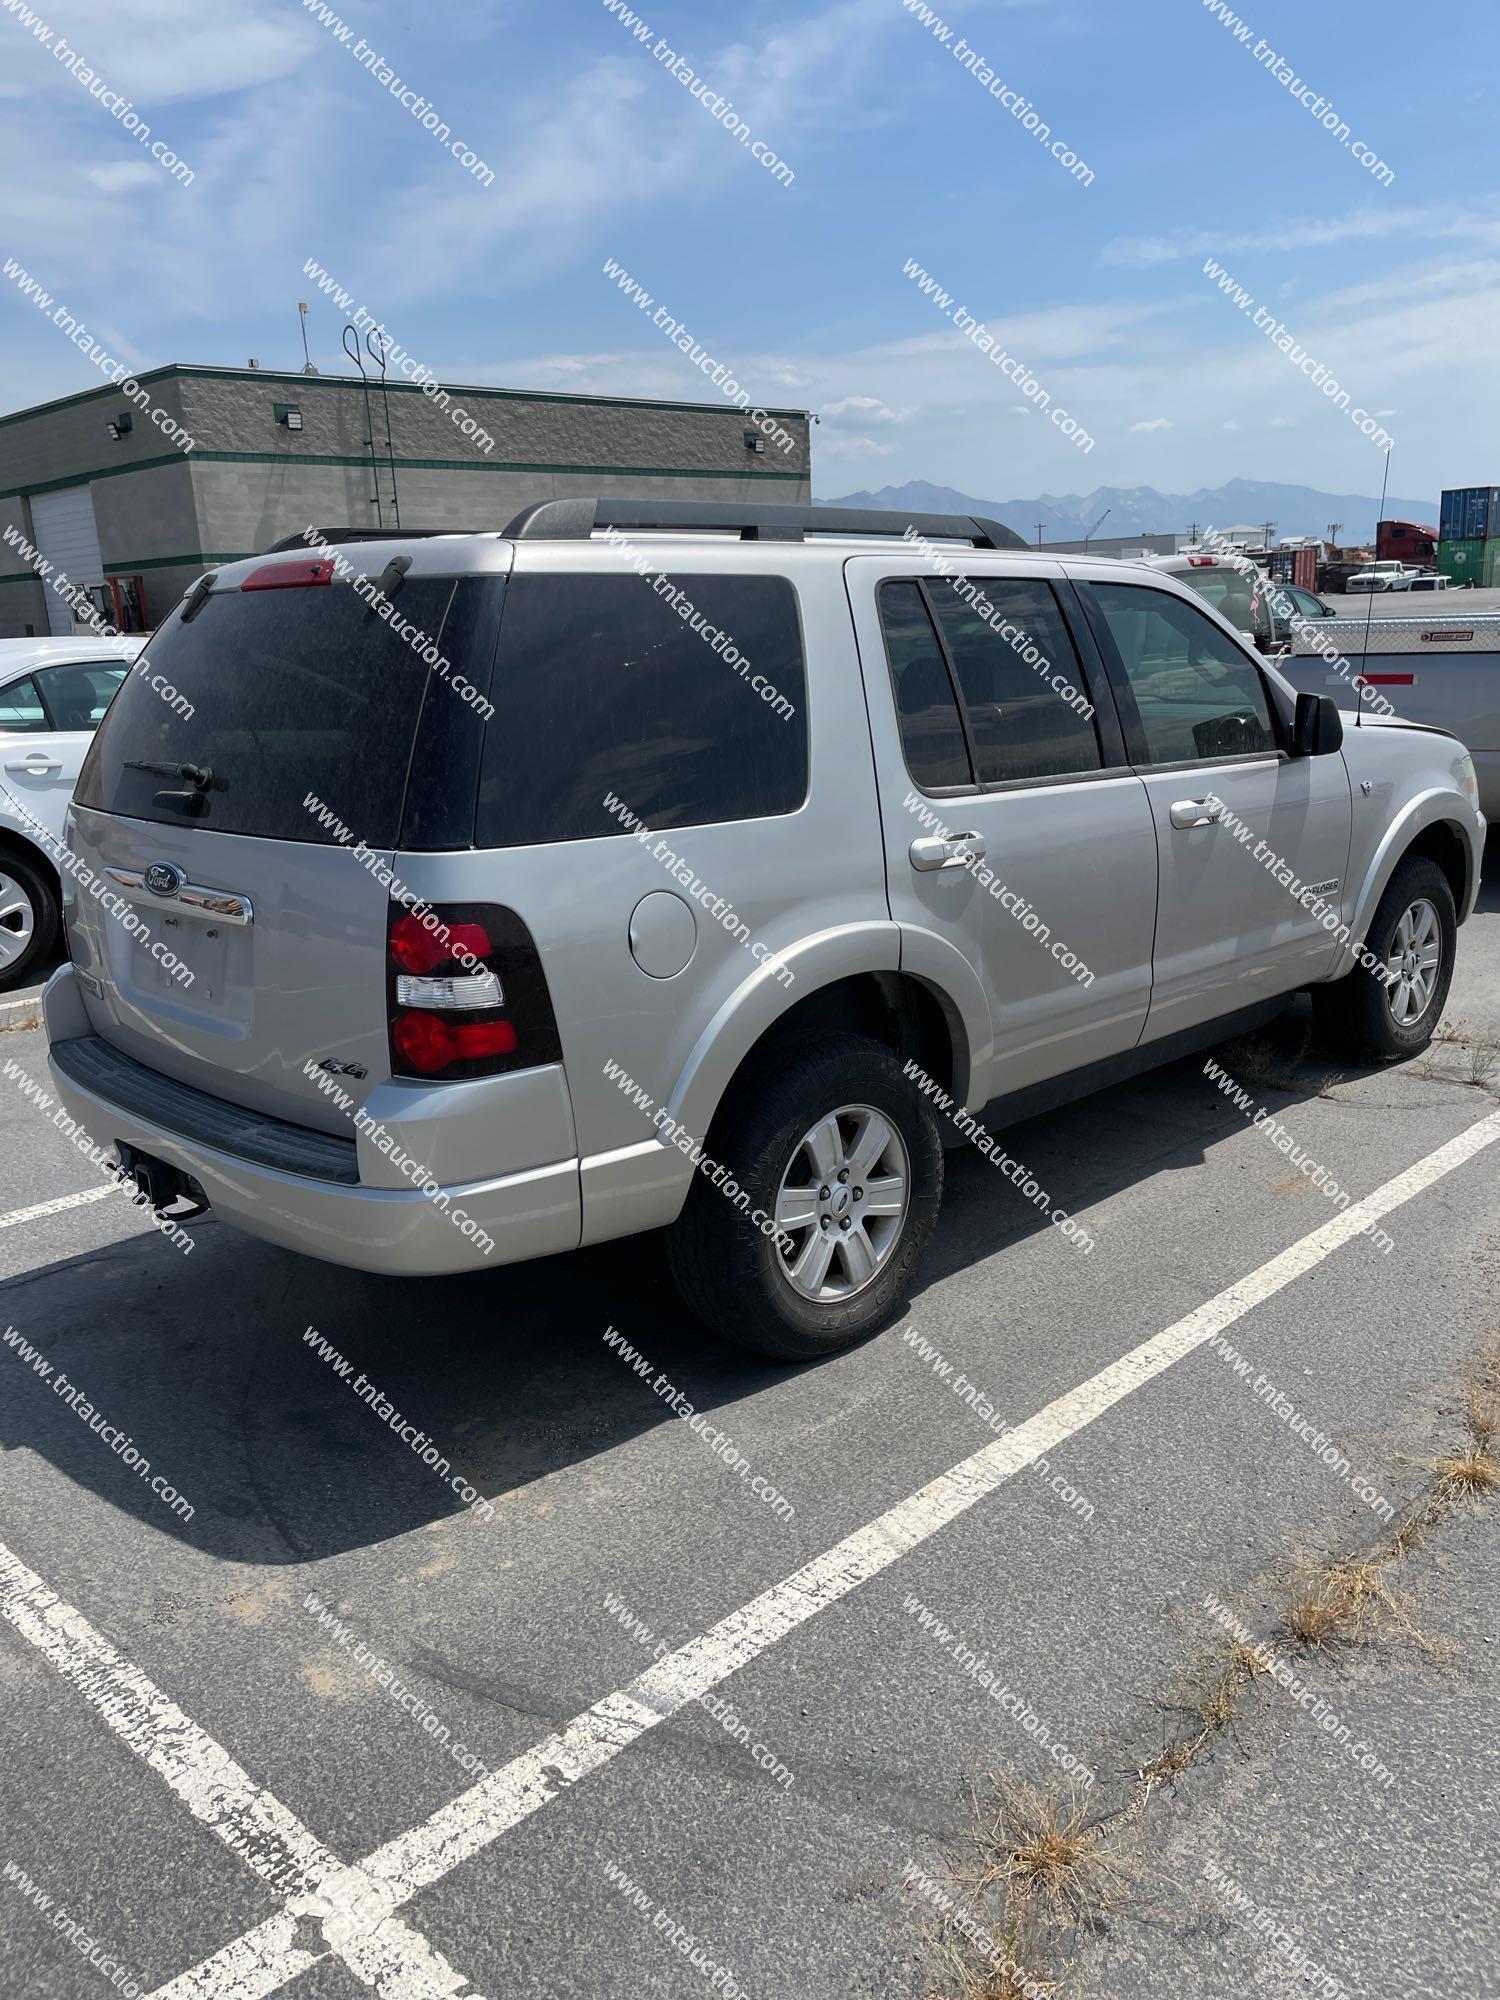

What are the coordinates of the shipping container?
(1439, 485, 1500, 541)
(1486, 542, 1500, 590)
(1438, 536, 1487, 583)
(1266, 546, 1318, 588)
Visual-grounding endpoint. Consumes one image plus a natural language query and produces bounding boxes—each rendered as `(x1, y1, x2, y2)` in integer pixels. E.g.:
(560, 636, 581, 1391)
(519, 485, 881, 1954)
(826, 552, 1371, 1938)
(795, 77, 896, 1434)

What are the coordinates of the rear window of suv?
(474, 573, 807, 847)
(76, 577, 488, 844)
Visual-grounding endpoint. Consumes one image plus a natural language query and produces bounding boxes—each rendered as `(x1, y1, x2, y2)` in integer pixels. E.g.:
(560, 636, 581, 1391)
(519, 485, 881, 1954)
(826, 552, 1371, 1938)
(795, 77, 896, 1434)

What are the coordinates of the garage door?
(29, 487, 104, 636)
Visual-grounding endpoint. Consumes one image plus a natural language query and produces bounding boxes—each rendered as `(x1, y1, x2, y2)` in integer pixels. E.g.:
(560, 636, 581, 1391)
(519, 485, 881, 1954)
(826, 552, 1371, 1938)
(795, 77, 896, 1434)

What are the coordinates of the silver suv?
(45, 501, 1486, 1358)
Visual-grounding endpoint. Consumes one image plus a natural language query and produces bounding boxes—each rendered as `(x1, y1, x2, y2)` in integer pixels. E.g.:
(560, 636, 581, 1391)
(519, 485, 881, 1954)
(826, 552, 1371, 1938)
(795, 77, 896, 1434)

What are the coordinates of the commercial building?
(1039, 530, 1194, 558)
(0, 365, 812, 637)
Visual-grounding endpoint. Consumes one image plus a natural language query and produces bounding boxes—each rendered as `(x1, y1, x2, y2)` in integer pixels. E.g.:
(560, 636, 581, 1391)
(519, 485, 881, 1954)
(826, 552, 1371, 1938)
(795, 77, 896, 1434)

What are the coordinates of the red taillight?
(390, 912, 492, 975)
(1187, 556, 1216, 568)
(393, 1012, 518, 1075)
(241, 559, 334, 591)
(386, 900, 562, 1081)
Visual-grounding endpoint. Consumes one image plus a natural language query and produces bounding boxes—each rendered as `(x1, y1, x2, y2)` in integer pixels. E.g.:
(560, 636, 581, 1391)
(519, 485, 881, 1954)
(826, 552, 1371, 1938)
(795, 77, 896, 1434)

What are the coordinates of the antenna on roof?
(365, 327, 401, 531)
(1356, 450, 1393, 728)
(297, 301, 318, 375)
(341, 324, 384, 529)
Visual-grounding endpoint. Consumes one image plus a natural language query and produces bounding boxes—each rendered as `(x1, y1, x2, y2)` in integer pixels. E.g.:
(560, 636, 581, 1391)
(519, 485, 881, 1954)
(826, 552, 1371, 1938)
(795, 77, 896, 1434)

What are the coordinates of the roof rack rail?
(261, 528, 485, 552)
(500, 498, 1027, 550)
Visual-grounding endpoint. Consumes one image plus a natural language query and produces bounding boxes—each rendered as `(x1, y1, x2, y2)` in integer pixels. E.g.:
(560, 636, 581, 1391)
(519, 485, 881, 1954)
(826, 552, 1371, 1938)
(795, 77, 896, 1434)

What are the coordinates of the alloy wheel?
(773, 1103, 911, 1302)
(1385, 896, 1442, 1027)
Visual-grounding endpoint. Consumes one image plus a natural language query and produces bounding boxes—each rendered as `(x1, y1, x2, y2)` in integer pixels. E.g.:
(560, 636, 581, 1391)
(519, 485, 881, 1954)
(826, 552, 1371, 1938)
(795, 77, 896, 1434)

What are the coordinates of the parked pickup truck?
(1347, 561, 1425, 593)
(1281, 614, 1500, 814)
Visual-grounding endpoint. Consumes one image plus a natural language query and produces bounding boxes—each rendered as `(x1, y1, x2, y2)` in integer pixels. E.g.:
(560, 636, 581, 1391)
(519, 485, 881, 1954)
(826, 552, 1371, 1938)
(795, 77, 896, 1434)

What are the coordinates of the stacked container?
(1439, 486, 1500, 585)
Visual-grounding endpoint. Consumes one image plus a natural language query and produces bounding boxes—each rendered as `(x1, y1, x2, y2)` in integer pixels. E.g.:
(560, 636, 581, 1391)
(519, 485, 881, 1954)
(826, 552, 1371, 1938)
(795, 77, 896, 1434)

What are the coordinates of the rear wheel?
(0, 851, 58, 991)
(666, 1033, 944, 1360)
(1312, 855, 1456, 1061)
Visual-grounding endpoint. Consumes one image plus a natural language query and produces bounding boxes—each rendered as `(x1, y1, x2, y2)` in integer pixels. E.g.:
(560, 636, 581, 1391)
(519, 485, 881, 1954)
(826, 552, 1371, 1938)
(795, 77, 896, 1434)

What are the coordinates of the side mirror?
(1292, 690, 1344, 756)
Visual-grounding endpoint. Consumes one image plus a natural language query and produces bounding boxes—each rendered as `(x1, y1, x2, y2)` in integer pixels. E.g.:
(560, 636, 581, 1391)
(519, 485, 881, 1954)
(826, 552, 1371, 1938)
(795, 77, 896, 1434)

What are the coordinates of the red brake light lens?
(1187, 556, 1216, 568)
(393, 1012, 518, 1075)
(390, 912, 492, 975)
(241, 559, 335, 591)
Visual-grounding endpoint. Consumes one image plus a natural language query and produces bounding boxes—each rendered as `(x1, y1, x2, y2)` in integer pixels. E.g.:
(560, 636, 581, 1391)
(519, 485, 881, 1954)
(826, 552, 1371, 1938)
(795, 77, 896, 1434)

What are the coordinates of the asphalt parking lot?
(2, 848, 1498, 2000)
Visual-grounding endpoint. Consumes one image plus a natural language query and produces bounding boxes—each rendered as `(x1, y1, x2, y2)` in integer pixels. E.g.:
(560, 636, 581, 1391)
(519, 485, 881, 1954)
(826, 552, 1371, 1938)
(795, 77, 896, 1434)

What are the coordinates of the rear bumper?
(43, 969, 581, 1277)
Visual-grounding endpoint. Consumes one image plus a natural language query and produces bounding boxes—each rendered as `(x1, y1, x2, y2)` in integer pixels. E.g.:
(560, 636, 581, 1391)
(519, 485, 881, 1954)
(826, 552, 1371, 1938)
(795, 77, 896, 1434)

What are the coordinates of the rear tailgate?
(65, 549, 505, 1135)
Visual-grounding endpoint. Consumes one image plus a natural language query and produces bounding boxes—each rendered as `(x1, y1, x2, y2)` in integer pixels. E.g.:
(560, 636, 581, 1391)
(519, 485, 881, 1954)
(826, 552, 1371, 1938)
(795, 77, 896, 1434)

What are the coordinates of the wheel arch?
(1342, 795, 1478, 970)
(580, 925, 979, 1243)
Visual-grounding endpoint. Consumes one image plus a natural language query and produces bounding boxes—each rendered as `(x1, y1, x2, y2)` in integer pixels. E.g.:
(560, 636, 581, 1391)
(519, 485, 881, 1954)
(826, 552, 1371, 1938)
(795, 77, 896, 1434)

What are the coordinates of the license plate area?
(132, 913, 232, 1005)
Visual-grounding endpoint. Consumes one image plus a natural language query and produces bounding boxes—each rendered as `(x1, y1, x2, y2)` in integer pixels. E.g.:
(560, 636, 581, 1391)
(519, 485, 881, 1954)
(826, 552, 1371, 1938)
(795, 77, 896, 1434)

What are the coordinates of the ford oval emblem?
(144, 862, 186, 898)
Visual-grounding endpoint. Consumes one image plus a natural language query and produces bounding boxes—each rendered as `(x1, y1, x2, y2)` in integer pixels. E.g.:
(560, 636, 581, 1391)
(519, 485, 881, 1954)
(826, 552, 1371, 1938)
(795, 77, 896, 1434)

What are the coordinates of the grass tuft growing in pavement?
(1283, 1554, 1421, 1652)
(1437, 1446, 1500, 1499)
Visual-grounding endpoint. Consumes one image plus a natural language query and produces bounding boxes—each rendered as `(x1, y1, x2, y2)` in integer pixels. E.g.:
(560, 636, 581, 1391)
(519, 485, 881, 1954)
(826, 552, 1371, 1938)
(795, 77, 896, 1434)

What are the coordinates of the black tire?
(0, 848, 59, 991)
(1311, 854, 1456, 1062)
(666, 1032, 945, 1361)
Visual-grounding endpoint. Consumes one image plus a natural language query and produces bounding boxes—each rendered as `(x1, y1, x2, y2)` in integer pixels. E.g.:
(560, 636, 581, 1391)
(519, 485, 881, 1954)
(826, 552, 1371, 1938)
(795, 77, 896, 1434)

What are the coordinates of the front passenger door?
(1077, 578, 1352, 1043)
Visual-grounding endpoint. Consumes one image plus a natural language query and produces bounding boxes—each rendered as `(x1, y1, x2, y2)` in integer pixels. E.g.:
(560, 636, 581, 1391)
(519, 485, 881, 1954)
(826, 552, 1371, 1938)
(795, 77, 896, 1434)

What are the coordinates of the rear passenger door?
(847, 558, 1159, 1103)
(1076, 576, 1351, 1042)
(2, 661, 127, 847)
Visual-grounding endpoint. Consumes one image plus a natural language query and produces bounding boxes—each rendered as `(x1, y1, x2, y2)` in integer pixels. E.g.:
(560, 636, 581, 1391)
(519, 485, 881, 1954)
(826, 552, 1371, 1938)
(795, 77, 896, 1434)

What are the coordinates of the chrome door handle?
(5, 754, 63, 774)
(1169, 798, 1223, 830)
(910, 832, 986, 871)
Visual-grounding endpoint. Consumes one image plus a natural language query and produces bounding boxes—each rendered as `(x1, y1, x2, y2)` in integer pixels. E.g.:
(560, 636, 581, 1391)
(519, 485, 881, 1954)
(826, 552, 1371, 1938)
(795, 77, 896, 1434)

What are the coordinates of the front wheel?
(666, 1033, 944, 1360)
(1312, 855, 1456, 1061)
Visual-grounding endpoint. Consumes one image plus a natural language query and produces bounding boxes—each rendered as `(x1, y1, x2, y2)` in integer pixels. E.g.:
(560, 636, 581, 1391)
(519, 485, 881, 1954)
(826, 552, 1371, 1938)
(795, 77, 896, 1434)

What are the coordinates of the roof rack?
(500, 498, 1027, 550)
(261, 528, 485, 552)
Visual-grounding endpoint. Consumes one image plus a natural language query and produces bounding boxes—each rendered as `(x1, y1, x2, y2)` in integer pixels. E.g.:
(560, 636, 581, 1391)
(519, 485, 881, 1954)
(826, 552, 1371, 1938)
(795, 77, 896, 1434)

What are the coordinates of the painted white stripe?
(157, 1107, 1500, 2000)
(0, 1544, 488, 2000)
(0, 996, 42, 1015)
(0, 1185, 116, 1231)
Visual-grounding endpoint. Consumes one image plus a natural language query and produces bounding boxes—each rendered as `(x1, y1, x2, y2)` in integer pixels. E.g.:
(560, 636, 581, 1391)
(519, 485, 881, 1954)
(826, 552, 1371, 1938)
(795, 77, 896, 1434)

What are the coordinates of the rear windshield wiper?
(125, 760, 225, 791)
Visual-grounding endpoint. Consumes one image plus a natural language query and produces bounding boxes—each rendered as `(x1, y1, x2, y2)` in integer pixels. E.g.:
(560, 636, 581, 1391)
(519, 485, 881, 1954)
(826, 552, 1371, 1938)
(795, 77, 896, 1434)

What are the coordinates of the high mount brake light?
(1187, 556, 1216, 568)
(241, 559, 335, 591)
(386, 902, 562, 1082)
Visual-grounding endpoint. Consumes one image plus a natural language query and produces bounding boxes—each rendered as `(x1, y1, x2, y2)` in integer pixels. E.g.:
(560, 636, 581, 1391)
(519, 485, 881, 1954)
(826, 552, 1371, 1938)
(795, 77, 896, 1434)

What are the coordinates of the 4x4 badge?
(315, 1058, 368, 1079)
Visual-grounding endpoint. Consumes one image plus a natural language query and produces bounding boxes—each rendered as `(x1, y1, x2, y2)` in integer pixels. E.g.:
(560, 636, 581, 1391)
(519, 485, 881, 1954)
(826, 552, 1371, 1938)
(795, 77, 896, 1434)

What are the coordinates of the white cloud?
(822, 435, 897, 459)
(1221, 419, 1241, 431)
(376, 0, 903, 299)
(0, 0, 318, 103)
(1129, 417, 1173, 433)
(1100, 202, 1500, 269)
(823, 394, 903, 423)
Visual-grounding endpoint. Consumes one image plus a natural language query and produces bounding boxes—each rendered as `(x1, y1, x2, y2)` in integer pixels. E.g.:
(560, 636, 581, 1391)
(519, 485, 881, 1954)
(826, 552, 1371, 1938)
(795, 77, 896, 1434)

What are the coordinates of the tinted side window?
(474, 574, 807, 847)
(1086, 582, 1278, 765)
(0, 676, 47, 733)
(877, 581, 972, 791)
(928, 578, 1101, 783)
(35, 660, 128, 730)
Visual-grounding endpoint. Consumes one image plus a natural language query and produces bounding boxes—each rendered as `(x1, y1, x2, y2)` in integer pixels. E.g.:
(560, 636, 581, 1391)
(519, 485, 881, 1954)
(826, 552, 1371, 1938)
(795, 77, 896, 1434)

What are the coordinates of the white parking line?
(157, 1107, 1500, 1999)
(0, 1543, 488, 2000)
(0, 1185, 116, 1232)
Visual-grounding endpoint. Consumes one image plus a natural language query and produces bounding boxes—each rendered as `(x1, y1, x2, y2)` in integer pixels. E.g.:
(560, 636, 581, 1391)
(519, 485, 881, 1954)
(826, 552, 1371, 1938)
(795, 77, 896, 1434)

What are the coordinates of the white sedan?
(0, 635, 147, 987)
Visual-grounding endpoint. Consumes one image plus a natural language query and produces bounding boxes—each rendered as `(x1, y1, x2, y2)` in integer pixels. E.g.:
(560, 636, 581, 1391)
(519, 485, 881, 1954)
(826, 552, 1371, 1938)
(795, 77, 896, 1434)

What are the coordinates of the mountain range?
(817, 479, 1440, 546)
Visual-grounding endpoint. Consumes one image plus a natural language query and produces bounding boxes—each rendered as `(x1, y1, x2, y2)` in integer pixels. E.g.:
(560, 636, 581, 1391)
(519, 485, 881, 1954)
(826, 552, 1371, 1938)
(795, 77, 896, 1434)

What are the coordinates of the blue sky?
(3, 0, 1496, 503)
